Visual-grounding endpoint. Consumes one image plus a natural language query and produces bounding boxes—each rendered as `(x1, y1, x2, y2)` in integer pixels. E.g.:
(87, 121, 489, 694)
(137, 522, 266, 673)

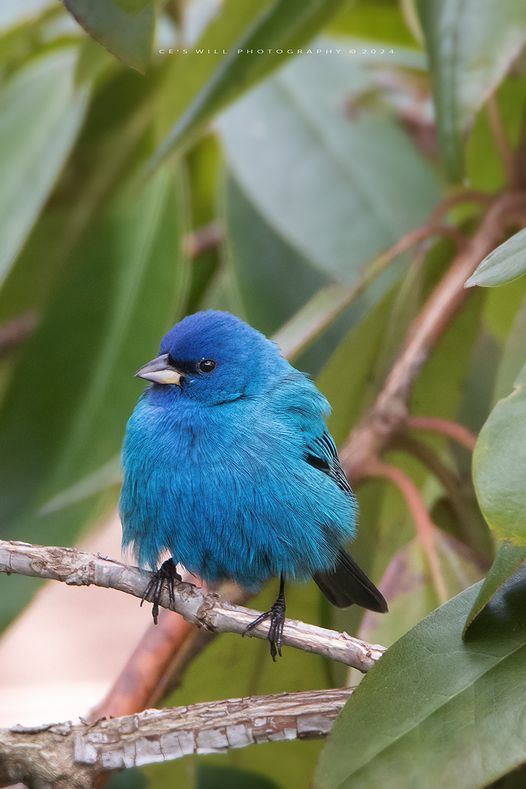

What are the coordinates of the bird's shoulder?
(267, 371, 353, 496)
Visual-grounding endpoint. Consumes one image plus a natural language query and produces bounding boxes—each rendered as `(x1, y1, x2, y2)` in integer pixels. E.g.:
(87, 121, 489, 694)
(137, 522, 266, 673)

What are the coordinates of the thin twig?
(0, 540, 385, 672)
(365, 459, 448, 603)
(341, 190, 526, 482)
(0, 688, 353, 788)
(406, 415, 477, 452)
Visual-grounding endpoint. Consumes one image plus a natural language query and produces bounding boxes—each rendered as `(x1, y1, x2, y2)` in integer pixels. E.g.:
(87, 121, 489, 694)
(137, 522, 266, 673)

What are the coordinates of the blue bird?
(120, 310, 387, 658)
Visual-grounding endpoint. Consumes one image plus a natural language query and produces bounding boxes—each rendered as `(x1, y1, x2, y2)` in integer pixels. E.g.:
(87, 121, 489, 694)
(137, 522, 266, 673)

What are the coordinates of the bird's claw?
(244, 596, 286, 661)
(141, 558, 182, 624)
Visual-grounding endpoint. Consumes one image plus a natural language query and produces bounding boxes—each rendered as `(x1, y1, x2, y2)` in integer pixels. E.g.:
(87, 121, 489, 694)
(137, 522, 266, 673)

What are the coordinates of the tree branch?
(341, 190, 526, 482)
(406, 415, 477, 452)
(0, 540, 385, 672)
(0, 688, 353, 788)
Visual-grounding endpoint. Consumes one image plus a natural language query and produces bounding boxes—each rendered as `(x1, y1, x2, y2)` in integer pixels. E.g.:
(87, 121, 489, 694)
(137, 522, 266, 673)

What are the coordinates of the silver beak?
(135, 353, 184, 386)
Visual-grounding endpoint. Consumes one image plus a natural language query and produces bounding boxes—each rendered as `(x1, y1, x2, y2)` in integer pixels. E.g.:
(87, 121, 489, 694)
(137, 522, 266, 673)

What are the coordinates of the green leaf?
(472, 362, 526, 546)
(64, 0, 155, 72)
(114, 0, 152, 14)
(464, 541, 526, 633)
(0, 49, 89, 287)
(219, 49, 441, 284)
(225, 173, 325, 337)
(150, 0, 349, 165)
(417, 0, 526, 180)
(196, 765, 280, 789)
(493, 293, 526, 401)
(0, 167, 188, 628)
(466, 228, 526, 288)
(315, 572, 526, 789)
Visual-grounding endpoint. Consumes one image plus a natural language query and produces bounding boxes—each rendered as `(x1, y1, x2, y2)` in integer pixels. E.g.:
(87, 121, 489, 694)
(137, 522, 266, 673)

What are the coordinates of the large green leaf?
(417, 0, 526, 180)
(473, 362, 526, 547)
(0, 167, 188, 627)
(466, 228, 526, 288)
(150, 0, 349, 165)
(0, 49, 89, 287)
(315, 571, 526, 788)
(464, 541, 526, 633)
(64, 0, 155, 72)
(219, 49, 441, 284)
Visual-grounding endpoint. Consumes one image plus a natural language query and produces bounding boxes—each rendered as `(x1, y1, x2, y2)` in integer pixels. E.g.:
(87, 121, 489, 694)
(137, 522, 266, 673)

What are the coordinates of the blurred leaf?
(0, 49, 89, 287)
(196, 764, 280, 789)
(114, 0, 152, 13)
(417, 0, 526, 180)
(39, 455, 121, 515)
(493, 294, 526, 401)
(466, 228, 526, 288)
(64, 0, 155, 72)
(328, 0, 417, 45)
(361, 532, 482, 648)
(315, 571, 526, 789)
(317, 290, 396, 445)
(225, 173, 325, 336)
(466, 77, 526, 193)
(473, 362, 526, 546)
(219, 49, 441, 285)
(151, 0, 349, 165)
(0, 167, 188, 628)
(464, 541, 526, 633)
(184, 133, 224, 313)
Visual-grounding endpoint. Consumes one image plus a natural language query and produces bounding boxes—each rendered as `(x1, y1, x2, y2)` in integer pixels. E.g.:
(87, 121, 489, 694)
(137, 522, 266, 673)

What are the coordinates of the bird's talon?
(141, 558, 181, 624)
(244, 578, 286, 660)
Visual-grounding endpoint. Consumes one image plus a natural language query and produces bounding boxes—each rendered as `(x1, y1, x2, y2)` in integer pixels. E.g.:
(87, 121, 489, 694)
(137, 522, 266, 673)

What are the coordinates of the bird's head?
(135, 310, 287, 404)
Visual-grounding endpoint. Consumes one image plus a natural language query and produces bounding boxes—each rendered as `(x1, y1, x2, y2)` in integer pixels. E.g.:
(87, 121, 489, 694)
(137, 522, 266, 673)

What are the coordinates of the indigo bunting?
(120, 310, 387, 658)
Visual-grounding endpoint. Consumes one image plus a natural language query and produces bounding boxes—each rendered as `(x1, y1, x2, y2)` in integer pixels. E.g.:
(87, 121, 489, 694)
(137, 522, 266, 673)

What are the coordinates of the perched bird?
(120, 310, 387, 658)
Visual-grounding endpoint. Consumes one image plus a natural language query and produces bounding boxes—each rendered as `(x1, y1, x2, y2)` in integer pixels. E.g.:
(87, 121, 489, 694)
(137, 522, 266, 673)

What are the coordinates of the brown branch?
(365, 459, 447, 603)
(0, 311, 38, 357)
(341, 190, 526, 483)
(0, 688, 353, 788)
(406, 415, 477, 452)
(0, 540, 385, 672)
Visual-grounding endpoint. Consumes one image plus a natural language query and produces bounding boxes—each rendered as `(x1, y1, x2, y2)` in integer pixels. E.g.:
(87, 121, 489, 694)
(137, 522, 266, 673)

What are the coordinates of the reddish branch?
(406, 415, 477, 452)
(366, 458, 447, 602)
(340, 190, 526, 483)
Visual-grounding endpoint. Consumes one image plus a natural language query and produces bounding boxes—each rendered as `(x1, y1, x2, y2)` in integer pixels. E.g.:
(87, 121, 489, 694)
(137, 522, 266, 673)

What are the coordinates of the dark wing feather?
(305, 431, 353, 495)
(305, 431, 388, 613)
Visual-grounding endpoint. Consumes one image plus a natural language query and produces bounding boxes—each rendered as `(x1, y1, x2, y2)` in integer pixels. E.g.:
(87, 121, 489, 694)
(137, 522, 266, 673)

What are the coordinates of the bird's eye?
(198, 359, 216, 373)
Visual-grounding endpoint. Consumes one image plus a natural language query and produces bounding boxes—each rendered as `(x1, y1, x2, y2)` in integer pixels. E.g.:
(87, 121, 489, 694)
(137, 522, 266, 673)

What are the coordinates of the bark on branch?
(0, 688, 353, 788)
(0, 540, 385, 672)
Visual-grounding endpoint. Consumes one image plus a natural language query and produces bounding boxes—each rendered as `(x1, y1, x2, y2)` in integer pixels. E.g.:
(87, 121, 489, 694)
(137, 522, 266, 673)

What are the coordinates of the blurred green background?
(1, 1, 526, 787)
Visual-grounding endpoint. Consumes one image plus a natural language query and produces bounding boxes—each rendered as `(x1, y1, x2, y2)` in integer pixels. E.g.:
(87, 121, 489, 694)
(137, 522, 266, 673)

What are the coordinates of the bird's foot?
(141, 558, 182, 624)
(244, 589, 286, 661)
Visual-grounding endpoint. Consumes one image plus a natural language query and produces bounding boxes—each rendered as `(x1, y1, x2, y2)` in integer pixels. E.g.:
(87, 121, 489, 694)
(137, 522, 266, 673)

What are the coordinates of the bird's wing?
(304, 430, 353, 496)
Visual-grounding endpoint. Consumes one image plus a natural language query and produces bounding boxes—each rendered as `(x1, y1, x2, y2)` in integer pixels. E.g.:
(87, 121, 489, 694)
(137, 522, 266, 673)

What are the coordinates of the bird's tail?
(314, 549, 388, 612)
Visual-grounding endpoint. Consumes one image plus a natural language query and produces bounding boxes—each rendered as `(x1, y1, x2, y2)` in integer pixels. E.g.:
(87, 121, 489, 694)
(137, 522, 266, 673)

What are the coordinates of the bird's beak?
(135, 353, 184, 386)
